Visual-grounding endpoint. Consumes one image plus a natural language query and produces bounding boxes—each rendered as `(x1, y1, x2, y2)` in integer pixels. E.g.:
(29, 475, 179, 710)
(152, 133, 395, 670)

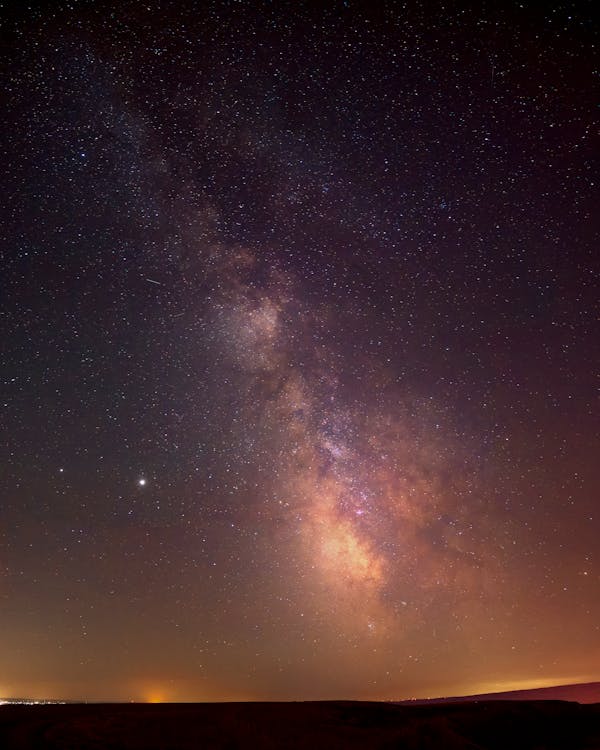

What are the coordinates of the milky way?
(203, 246, 491, 630)
(1, 1, 598, 701)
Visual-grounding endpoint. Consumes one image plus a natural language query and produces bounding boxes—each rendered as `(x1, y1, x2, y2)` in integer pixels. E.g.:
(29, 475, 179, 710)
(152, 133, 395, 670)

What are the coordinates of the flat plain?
(1, 699, 599, 749)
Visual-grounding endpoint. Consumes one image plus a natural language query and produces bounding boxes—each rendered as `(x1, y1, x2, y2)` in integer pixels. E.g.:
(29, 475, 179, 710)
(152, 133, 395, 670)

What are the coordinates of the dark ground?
(0, 700, 599, 749)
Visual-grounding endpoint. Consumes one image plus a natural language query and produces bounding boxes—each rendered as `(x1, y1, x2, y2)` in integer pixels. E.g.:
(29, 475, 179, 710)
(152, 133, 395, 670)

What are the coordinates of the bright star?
(138, 478, 147, 487)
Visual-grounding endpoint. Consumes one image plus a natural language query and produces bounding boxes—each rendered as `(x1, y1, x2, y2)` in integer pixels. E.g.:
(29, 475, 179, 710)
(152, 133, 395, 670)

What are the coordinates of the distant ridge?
(398, 681, 600, 705)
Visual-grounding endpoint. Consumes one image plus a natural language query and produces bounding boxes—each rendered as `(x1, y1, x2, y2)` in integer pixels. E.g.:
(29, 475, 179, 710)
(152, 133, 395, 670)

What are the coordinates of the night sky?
(1, 1, 598, 702)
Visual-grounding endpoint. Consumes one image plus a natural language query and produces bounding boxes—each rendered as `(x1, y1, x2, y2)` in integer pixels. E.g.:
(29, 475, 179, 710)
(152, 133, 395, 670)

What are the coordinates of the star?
(1, 0, 596, 706)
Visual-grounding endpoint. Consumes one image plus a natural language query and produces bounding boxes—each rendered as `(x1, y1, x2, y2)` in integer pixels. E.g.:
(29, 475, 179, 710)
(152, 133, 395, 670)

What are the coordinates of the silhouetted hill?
(398, 681, 600, 705)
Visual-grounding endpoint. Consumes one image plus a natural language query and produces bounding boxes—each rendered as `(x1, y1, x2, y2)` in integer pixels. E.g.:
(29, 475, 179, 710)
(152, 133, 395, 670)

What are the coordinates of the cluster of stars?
(0, 0, 597, 703)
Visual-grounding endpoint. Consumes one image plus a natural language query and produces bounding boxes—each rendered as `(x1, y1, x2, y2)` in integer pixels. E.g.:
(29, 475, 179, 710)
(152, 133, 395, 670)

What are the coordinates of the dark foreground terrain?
(1, 700, 599, 749)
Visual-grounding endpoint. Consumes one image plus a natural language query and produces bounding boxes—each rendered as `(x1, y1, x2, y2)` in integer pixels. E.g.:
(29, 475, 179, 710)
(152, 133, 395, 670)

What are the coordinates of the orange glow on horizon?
(141, 687, 169, 704)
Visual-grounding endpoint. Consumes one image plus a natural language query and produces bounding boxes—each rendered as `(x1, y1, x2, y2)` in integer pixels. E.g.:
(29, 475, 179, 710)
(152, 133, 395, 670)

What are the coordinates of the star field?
(0, 1, 598, 702)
